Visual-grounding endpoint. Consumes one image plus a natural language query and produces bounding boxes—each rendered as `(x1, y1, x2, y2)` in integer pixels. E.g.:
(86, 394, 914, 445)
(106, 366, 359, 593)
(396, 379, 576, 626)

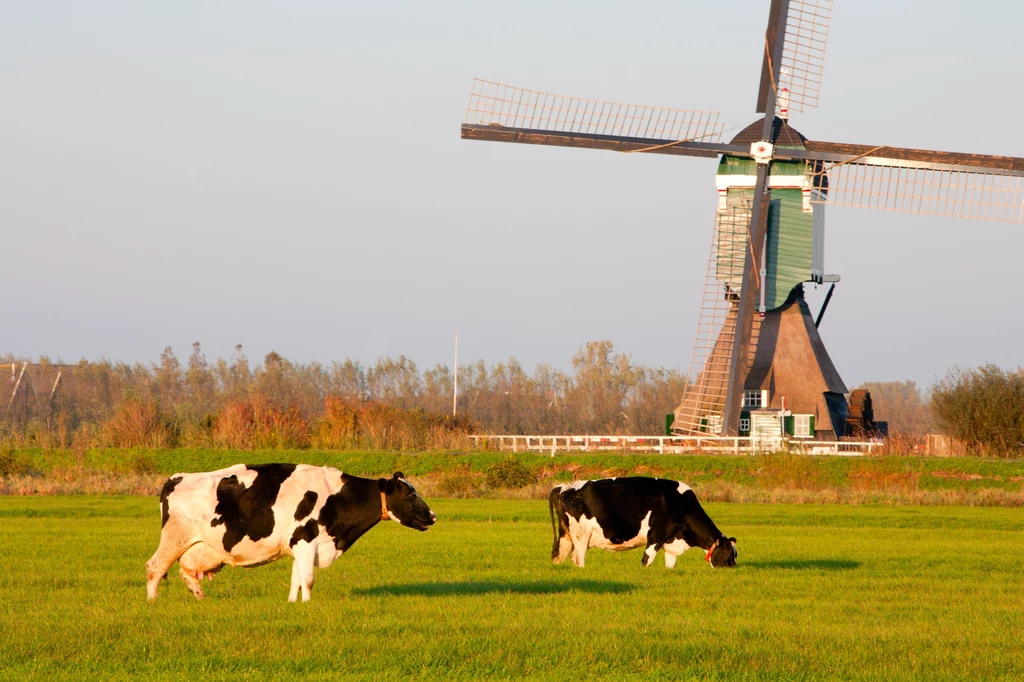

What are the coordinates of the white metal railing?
(469, 435, 881, 456)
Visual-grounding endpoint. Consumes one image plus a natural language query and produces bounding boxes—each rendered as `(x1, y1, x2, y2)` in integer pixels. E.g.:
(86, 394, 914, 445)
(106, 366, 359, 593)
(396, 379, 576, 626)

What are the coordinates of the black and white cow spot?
(160, 476, 183, 528)
(210, 463, 297, 552)
(293, 491, 318, 521)
(289, 519, 319, 548)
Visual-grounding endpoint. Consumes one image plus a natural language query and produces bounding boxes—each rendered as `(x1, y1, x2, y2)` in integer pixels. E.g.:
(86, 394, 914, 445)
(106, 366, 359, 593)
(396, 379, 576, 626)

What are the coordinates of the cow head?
(378, 472, 436, 531)
(707, 537, 737, 568)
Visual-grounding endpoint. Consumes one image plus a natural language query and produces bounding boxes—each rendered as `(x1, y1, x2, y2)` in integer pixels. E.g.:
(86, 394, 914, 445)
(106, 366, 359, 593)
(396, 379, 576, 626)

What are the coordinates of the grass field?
(5, 448, 1024, 505)
(1, 496, 1022, 680)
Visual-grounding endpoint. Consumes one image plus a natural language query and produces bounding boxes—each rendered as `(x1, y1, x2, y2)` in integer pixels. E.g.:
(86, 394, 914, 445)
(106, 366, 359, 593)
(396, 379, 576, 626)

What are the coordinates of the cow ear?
(729, 537, 737, 545)
(392, 471, 405, 481)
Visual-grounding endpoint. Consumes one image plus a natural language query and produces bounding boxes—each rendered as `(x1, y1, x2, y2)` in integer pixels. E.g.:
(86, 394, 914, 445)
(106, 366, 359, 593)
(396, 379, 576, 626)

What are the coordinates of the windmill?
(460, 0, 1024, 440)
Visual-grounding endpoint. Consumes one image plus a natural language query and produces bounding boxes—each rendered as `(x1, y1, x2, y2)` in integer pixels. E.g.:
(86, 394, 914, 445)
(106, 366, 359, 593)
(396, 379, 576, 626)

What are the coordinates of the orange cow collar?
(705, 539, 720, 563)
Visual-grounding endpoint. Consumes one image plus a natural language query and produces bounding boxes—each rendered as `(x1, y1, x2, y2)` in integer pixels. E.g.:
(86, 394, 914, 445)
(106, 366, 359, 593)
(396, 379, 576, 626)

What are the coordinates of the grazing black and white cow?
(146, 464, 436, 602)
(549, 477, 737, 569)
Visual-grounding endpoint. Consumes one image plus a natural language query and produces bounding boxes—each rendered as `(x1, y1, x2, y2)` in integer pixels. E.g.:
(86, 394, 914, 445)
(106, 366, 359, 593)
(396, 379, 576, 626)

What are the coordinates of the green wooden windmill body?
(700, 120, 847, 440)
(715, 125, 825, 312)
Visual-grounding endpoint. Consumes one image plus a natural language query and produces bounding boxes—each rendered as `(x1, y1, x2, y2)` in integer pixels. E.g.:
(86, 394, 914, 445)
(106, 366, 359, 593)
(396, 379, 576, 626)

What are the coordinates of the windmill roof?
(744, 284, 848, 432)
(730, 117, 807, 148)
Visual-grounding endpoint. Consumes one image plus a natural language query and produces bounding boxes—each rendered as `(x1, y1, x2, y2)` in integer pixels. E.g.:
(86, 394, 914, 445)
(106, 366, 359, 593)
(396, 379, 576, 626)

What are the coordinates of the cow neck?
(683, 499, 725, 556)
(380, 491, 391, 521)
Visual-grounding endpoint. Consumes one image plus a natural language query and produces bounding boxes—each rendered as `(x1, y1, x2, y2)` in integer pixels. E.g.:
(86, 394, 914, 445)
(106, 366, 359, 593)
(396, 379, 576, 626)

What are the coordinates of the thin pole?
(453, 333, 459, 417)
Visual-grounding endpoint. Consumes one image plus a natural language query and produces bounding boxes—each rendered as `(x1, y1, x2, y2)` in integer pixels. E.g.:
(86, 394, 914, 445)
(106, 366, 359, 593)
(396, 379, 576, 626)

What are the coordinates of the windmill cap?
(730, 116, 807, 148)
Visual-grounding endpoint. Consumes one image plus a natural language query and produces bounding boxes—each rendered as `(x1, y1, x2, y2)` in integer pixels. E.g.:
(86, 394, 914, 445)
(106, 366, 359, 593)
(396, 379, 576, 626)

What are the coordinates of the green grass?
(10, 447, 1024, 493)
(1, 497, 1022, 680)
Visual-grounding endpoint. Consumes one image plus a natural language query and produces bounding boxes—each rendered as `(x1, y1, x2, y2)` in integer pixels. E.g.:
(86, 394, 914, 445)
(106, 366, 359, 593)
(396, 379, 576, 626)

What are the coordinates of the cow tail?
(548, 488, 562, 553)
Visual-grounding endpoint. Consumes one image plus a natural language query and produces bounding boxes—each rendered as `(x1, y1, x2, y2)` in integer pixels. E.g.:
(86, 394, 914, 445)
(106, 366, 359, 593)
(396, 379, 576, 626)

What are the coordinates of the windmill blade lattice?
(464, 79, 725, 143)
(808, 163, 1024, 222)
(674, 203, 760, 436)
(779, 0, 834, 113)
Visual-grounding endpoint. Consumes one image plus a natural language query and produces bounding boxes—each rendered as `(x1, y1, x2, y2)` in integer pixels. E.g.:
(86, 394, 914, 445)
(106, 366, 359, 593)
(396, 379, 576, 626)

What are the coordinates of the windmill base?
(674, 284, 850, 440)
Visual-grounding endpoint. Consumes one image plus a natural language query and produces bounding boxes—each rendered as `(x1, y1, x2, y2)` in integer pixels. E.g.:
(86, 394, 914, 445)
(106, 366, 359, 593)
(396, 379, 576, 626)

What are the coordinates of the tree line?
(1, 341, 686, 449)
(2, 344, 1019, 455)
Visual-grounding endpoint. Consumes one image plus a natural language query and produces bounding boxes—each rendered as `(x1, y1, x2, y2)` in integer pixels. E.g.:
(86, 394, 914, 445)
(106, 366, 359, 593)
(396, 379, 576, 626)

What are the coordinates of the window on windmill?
(743, 390, 762, 408)
(707, 415, 723, 435)
(794, 415, 813, 438)
(739, 417, 750, 433)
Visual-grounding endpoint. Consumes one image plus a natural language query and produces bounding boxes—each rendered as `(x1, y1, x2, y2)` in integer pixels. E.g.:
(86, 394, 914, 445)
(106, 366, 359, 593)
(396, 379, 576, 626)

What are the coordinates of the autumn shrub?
(130, 452, 159, 475)
(255, 403, 310, 450)
(0, 446, 33, 477)
(312, 398, 359, 449)
(425, 412, 476, 450)
(213, 398, 311, 450)
(357, 402, 421, 450)
(436, 464, 483, 498)
(102, 400, 172, 448)
(213, 402, 255, 449)
(484, 456, 537, 490)
(176, 413, 216, 449)
(931, 365, 1024, 457)
(312, 399, 476, 451)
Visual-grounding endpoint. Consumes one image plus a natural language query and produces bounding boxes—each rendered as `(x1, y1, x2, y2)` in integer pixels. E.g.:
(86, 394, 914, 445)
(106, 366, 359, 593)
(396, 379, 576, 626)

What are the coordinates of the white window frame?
(739, 417, 750, 433)
(794, 414, 812, 438)
(707, 415, 723, 435)
(743, 390, 762, 408)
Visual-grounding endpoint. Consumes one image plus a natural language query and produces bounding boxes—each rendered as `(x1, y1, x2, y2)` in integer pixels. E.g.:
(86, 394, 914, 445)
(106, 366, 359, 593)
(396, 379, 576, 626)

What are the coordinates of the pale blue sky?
(2, 0, 1022, 390)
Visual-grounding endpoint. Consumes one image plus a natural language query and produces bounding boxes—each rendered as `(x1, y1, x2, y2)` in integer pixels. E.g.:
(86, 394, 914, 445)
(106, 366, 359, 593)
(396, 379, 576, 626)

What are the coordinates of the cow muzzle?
(415, 511, 437, 531)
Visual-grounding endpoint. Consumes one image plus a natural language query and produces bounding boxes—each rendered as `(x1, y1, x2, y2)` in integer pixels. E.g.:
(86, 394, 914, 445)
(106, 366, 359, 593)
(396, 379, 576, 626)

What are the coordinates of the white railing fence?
(469, 435, 880, 456)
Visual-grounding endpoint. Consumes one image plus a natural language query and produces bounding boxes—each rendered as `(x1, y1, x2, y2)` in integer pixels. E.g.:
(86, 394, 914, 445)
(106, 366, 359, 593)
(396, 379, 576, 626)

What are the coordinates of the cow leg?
(570, 530, 592, 568)
(289, 544, 317, 603)
(642, 541, 663, 568)
(551, 506, 573, 564)
(145, 519, 196, 600)
(146, 547, 179, 600)
(551, 517, 572, 565)
(289, 558, 302, 602)
(664, 552, 677, 569)
(552, 535, 572, 564)
(178, 543, 224, 600)
(299, 551, 316, 603)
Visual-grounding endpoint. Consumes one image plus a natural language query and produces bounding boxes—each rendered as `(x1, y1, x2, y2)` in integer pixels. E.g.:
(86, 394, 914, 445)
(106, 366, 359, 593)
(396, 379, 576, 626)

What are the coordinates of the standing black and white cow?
(146, 464, 436, 602)
(549, 477, 737, 569)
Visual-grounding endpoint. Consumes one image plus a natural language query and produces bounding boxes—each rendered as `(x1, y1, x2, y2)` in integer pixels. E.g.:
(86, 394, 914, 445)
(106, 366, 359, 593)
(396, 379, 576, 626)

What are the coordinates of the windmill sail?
(779, 0, 833, 113)
(757, 0, 834, 115)
(674, 204, 759, 436)
(462, 79, 726, 158)
(801, 142, 1024, 222)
